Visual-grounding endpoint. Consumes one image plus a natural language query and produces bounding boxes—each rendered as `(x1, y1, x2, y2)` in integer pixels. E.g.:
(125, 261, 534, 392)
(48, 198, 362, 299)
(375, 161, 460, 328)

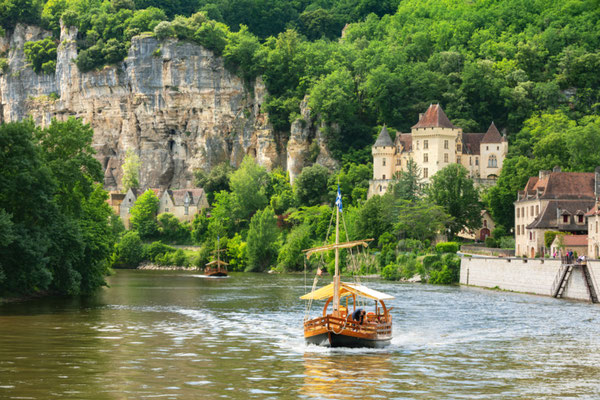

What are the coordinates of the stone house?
(458, 210, 496, 241)
(515, 167, 598, 258)
(368, 103, 508, 197)
(550, 235, 588, 258)
(119, 188, 163, 229)
(107, 192, 125, 215)
(158, 189, 209, 222)
(585, 196, 600, 259)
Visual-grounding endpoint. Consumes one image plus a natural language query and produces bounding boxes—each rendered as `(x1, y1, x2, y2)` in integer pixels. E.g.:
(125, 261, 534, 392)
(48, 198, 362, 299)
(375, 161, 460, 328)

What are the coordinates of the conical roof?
(374, 125, 394, 147)
(411, 104, 456, 129)
(481, 122, 503, 143)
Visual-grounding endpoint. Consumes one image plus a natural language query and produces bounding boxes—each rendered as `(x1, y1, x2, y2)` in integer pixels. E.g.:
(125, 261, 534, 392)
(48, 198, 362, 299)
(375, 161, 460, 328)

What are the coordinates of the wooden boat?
(300, 188, 394, 348)
(204, 241, 228, 277)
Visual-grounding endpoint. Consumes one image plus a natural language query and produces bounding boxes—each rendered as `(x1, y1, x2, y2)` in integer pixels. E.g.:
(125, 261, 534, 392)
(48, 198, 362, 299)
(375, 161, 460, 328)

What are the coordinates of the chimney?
(539, 170, 551, 180)
(418, 113, 423, 120)
(553, 166, 561, 172)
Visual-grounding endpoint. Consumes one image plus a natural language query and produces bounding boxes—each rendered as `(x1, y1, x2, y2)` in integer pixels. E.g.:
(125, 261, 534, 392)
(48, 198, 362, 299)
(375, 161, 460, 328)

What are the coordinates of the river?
(1, 270, 600, 399)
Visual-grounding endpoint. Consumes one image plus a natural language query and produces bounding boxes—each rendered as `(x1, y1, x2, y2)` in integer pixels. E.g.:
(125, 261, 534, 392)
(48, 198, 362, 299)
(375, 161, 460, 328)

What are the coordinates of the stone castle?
(368, 104, 508, 197)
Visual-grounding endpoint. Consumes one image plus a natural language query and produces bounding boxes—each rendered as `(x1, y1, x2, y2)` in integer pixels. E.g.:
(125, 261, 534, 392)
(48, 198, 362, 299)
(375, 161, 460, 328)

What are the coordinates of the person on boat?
(352, 308, 366, 324)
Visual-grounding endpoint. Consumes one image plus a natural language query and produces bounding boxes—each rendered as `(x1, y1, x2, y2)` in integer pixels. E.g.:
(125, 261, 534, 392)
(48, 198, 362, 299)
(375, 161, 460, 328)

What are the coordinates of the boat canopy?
(300, 282, 394, 301)
(206, 260, 228, 266)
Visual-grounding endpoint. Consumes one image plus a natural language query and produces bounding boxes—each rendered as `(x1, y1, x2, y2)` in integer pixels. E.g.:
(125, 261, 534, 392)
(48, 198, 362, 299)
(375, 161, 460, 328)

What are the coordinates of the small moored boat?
(205, 239, 228, 277)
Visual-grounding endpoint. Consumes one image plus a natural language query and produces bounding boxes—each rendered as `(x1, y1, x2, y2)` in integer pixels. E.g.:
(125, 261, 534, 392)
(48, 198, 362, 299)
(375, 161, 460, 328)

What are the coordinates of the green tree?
(23, 38, 57, 74)
(394, 200, 452, 242)
(277, 223, 311, 271)
(294, 164, 330, 207)
(122, 150, 141, 192)
(130, 189, 160, 239)
(112, 231, 145, 267)
(428, 164, 482, 239)
(389, 159, 423, 201)
(229, 156, 269, 222)
(245, 207, 279, 272)
(354, 194, 394, 243)
(158, 213, 190, 243)
(194, 162, 233, 203)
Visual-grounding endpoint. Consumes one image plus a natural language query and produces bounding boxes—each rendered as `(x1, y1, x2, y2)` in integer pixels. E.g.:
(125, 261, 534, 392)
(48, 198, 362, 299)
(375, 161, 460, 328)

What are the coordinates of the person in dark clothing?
(352, 308, 366, 324)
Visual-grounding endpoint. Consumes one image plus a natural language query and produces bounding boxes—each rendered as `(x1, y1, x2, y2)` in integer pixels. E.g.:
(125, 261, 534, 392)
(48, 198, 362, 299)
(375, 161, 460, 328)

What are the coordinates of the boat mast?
(333, 193, 340, 315)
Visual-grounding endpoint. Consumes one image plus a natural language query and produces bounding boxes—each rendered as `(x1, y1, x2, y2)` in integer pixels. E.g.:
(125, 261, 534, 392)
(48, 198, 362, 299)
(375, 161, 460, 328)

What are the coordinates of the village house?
(368, 103, 508, 197)
(458, 210, 496, 242)
(107, 192, 125, 215)
(158, 189, 209, 223)
(119, 187, 210, 228)
(515, 167, 599, 258)
(120, 188, 162, 229)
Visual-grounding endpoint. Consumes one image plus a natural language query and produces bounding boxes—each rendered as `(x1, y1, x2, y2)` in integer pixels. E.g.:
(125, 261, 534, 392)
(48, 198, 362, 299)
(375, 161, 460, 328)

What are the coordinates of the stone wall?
(460, 256, 600, 302)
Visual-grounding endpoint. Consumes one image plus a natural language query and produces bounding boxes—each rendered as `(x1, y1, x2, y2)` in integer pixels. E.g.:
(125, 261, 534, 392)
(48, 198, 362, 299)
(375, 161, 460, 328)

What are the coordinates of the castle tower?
(368, 126, 395, 197)
(479, 122, 508, 180)
(410, 104, 461, 180)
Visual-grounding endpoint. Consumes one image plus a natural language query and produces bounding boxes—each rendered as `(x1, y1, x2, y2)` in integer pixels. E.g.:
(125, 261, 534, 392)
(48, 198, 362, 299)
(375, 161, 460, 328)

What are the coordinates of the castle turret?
(372, 125, 395, 181)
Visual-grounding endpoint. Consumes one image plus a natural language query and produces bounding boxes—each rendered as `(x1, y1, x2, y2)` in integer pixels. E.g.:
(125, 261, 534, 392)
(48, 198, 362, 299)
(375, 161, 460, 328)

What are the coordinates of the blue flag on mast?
(335, 185, 343, 212)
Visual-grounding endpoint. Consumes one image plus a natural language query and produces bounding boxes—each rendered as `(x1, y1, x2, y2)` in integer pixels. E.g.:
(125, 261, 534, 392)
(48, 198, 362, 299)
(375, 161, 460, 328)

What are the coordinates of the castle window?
(536, 205, 539, 215)
(424, 153, 428, 162)
(475, 157, 479, 166)
(469, 157, 472, 166)
(424, 140, 428, 149)
(382, 175, 386, 180)
(184, 206, 189, 215)
(486, 146, 489, 151)
(379, 185, 382, 192)
(517, 208, 520, 218)
(444, 153, 448, 163)
(517, 225, 520, 235)
(382, 158, 386, 166)
(457, 144, 462, 152)
(396, 158, 401, 166)
(423, 168, 428, 178)
(444, 140, 449, 149)
(484, 220, 487, 227)
(488, 155, 497, 168)
(497, 146, 499, 150)
(457, 156, 461, 164)
(596, 221, 598, 233)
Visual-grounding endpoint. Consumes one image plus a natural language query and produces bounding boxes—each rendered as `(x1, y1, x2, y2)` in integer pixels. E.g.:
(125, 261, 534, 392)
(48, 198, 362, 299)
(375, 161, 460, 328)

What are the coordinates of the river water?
(1, 270, 600, 399)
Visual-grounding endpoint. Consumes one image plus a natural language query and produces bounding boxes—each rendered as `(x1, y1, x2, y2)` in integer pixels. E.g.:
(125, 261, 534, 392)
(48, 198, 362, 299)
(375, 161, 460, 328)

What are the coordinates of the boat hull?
(304, 314, 392, 349)
(305, 332, 391, 348)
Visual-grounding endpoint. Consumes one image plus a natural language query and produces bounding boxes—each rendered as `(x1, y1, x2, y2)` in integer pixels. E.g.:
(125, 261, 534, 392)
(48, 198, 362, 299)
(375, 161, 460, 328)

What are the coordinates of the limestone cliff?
(0, 23, 337, 191)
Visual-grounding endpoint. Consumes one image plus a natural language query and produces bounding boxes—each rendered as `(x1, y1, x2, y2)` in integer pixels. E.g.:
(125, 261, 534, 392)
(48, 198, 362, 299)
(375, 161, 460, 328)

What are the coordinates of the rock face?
(0, 24, 300, 190)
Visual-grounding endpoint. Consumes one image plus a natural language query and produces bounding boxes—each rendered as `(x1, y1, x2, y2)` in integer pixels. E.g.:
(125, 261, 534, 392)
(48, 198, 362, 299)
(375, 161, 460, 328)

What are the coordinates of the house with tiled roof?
(515, 167, 598, 258)
(368, 104, 508, 197)
(550, 235, 588, 258)
(159, 189, 209, 222)
(120, 188, 164, 229)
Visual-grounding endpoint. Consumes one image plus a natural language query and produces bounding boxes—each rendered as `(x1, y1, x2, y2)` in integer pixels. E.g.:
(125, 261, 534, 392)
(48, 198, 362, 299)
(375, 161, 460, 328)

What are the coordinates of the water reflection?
(301, 353, 392, 399)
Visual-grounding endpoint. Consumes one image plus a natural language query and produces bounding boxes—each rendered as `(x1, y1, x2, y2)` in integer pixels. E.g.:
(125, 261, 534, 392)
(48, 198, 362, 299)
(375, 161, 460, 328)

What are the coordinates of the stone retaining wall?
(460, 256, 600, 302)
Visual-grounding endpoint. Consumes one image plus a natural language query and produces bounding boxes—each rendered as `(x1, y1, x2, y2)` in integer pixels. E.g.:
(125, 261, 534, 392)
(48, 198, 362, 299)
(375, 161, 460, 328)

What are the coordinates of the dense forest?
(2, 0, 600, 295)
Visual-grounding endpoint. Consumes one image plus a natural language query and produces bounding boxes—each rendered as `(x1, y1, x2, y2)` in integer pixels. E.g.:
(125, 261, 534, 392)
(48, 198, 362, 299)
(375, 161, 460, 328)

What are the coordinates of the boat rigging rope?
(328, 318, 347, 335)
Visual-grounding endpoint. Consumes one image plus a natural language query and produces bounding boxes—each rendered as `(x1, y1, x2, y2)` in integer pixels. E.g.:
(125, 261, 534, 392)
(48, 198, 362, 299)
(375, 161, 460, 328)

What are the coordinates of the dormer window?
(578, 215, 584, 223)
(563, 215, 569, 223)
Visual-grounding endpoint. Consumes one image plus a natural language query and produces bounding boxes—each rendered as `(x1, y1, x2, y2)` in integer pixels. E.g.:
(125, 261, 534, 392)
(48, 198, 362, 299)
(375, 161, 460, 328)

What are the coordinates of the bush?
(154, 21, 175, 40)
(145, 241, 175, 261)
(113, 231, 144, 267)
(435, 242, 459, 254)
(23, 38, 57, 74)
(0, 58, 8, 73)
(498, 236, 515, 249)
(397, 239, 425, 253)
(485, 237, 498, 248)
(382, 263, 400, 280)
